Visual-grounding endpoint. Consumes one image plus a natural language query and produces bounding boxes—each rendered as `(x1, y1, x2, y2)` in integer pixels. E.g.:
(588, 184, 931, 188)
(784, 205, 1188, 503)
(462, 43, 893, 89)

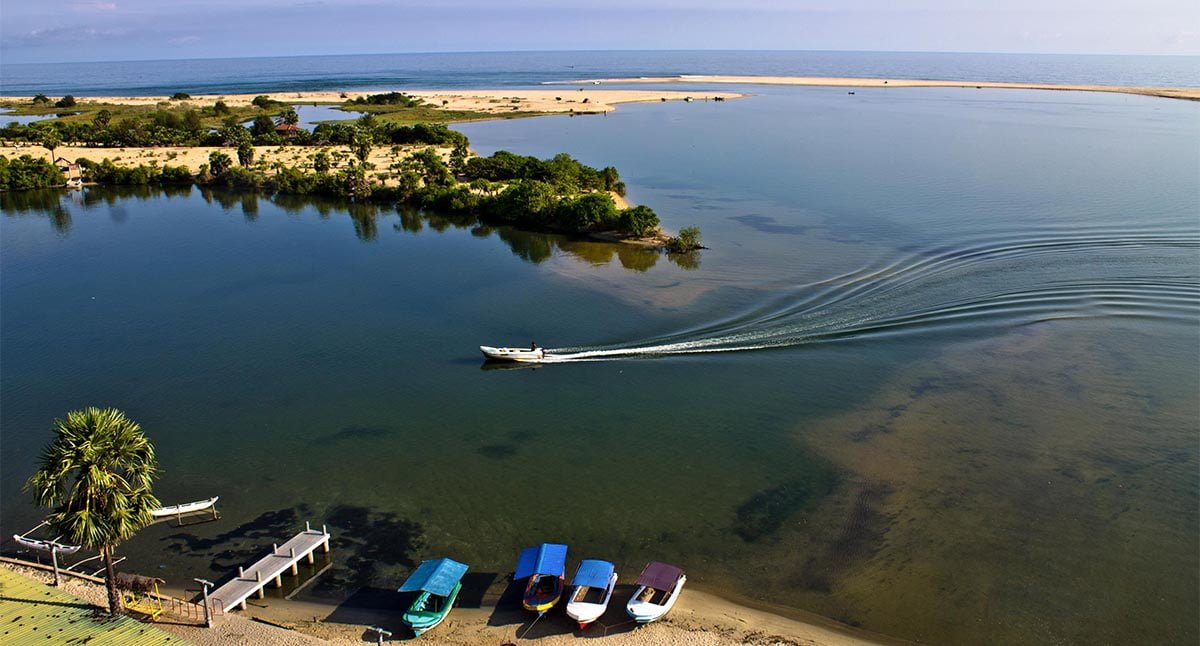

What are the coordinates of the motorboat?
(514, 542, 568, 615)
(565, 559, 617, 629)
(480, 345, 546, 362)
(399, 557, 469, 636)
(625, 561, 685, 623)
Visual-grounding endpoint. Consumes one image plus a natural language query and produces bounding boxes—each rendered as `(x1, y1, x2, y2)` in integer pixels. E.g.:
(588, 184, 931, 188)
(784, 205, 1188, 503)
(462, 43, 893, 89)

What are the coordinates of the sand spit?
(0, 89, 744, 114)
(555, 75, 1200, 101)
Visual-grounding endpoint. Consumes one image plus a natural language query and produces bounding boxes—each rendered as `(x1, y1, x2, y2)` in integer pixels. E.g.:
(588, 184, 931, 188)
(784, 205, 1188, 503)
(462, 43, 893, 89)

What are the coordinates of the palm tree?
(25, 407, 160, 615)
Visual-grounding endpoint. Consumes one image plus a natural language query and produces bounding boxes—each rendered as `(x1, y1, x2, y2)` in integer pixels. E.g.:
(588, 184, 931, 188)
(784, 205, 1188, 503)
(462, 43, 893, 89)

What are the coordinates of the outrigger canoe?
(626, 561, 686, 624)
(151, 496, 219, 518)
(399, 557, 469, 636)
(515, 543, 568, 615)
(565, 559, 617, 629)
(12, 535, 81, 555)
(480, 346, 546, 363)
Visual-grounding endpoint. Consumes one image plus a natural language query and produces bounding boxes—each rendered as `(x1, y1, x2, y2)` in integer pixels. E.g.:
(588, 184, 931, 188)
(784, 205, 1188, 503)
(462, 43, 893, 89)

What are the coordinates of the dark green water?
(3, 87, 1197, 644)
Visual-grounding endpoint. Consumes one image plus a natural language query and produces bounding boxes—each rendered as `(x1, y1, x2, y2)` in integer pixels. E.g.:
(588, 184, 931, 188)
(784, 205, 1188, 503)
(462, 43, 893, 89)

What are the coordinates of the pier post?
(321, 526, 330, 553)
(306, 551, 315, 564)
(238, 566, 245, 580)
(50, 547, 61, 587)
(273, 543, 278, 555)
(274, 574, 282, 588)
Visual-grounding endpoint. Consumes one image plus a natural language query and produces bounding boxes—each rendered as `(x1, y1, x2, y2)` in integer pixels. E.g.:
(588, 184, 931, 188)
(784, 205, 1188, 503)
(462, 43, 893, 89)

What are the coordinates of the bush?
(0, 155, 64, 191)
(55, 95, 77, 108)
(351, 92, 421, 107)
(32, 93, 51, 105)
(617, 205, 660, 236)
(171, 92, 192, 100)
(556, 192, 618, 232)
(666, 226, 702, 252)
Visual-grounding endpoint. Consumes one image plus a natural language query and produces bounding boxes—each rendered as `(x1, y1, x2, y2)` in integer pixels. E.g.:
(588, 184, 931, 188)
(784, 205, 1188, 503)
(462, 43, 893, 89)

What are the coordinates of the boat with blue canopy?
(626, 561, 686, 624)
(398, 557, 469, 636)
(514, 543, 568, 615)
(565, 559, 618, 629)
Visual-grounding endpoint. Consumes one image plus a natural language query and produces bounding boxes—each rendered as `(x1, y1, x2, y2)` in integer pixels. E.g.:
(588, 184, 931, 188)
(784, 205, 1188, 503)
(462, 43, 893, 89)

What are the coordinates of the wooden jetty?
(210, 522, 331, 612)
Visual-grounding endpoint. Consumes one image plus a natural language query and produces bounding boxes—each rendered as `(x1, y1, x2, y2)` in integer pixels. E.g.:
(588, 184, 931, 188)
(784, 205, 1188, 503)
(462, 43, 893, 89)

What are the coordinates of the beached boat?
(625, 561, 685, 624)
(12, 535, 81, 555)
(515, 543, 568, 615)
(479, 345, 546, 362)
(398, 557, 469, 636)
(565, 559, 617, 629)
(151, 496, 219, 518)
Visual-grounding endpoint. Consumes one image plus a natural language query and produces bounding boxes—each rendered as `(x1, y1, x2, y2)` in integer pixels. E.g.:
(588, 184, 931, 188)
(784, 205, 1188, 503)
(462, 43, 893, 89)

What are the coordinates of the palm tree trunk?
(102, 547, 124, 615)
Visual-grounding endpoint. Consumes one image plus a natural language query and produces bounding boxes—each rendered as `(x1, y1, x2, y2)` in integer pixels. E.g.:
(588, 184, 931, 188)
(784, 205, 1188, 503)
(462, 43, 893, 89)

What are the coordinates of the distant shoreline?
(553, 75, 1200, 101)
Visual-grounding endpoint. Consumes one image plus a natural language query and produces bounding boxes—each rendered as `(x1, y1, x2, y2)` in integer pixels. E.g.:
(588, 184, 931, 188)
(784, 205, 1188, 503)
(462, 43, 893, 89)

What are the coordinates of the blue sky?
(1, 0, 1196, 64)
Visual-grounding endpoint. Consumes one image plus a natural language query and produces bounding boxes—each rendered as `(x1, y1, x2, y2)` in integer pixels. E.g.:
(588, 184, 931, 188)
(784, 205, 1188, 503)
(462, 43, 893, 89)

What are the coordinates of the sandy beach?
(3, 562, 892, 646)
(0, 89, 744, 114)
(556, 75, 1200, 101)
(1, 143, 449, 175)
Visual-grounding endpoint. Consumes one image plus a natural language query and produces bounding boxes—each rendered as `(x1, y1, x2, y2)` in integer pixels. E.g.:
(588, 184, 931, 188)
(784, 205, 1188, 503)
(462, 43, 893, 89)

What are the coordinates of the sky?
(1, 0, 1197, 65)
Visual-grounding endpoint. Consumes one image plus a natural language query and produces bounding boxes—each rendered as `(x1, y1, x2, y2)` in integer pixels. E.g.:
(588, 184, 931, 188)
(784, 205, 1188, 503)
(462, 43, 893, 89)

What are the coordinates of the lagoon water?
(2, 84, 1198, 644)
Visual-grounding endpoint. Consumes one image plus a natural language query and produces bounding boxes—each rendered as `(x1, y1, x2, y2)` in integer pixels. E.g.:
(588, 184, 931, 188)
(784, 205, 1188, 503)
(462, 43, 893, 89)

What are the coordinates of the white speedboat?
(12, 534, 81, 555)
(151, 496, 219, 518)
(626, 561, 685, 624)
(480, 345, 545, 362)
(566, 559, 617, 629)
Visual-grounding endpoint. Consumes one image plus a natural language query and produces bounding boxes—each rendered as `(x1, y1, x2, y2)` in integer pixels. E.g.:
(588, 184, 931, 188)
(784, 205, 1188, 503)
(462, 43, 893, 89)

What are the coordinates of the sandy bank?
(0, 89, 744, 114)
(558, 75, 1200, 101)
(3, 562, 889, 646)
(1, 143, 447, 176)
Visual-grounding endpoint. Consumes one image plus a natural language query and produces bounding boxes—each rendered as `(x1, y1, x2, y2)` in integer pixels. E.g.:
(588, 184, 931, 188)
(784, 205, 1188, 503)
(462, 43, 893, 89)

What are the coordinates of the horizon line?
(4, 47, 1198, 68)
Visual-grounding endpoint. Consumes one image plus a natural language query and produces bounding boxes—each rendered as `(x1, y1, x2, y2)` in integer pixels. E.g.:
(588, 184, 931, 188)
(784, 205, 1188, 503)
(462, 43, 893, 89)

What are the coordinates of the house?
(274, 123, 301, 137)
(55, 156, 83, 188)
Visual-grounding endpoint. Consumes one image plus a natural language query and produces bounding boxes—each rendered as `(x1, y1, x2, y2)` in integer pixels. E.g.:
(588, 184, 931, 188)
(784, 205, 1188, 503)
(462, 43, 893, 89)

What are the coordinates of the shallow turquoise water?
(2, 87, 1197, 644)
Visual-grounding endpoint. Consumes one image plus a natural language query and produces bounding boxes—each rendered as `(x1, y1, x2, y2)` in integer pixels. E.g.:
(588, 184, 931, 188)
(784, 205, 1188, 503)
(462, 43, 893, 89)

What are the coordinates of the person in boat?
(530, 341, 538, 351)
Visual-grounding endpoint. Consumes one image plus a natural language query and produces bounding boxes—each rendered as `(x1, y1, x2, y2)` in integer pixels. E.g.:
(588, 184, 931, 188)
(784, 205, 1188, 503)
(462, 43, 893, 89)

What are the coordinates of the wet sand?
(555, 75, 1200, 101)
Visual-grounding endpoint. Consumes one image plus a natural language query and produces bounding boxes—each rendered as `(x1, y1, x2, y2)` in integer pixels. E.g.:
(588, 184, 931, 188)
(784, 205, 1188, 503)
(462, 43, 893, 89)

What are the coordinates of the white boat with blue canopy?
(515, 542, 568, 615)
(566, 559, 618, 629)
(398, 557, 469, 636)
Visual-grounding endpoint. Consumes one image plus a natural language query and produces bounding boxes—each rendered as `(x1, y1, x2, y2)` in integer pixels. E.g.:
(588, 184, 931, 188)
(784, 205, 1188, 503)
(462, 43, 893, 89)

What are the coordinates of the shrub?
(55, 95, 77, 108)
(666, 226, 702, 252)
(0, 155, 64, 191)
(617, 205, 660, 236)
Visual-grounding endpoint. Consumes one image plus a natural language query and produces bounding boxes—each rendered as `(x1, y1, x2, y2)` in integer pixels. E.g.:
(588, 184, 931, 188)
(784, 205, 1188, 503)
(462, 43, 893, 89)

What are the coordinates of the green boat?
(399, 557, 469, 636)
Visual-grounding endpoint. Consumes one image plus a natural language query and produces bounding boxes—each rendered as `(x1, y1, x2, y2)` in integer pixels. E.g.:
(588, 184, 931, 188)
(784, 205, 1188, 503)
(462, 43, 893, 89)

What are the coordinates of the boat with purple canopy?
(514, 542, 568, 615)
(625, 561, 686, 623)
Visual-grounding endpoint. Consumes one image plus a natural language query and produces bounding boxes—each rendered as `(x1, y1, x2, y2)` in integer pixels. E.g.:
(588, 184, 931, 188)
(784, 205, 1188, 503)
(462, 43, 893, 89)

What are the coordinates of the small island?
(0, 91, 708, 254)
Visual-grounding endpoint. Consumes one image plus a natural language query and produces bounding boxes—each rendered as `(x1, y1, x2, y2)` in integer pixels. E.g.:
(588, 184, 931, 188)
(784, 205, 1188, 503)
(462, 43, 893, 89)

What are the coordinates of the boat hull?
(403, 582, 462, 636)
(480, 346, 546, 363)
(522, 574, 563, 614)
(12, 535, 82, 555)
(150, 496, 219, 518)
(626, 575, 686, 624)
(566, 572, 618, 627)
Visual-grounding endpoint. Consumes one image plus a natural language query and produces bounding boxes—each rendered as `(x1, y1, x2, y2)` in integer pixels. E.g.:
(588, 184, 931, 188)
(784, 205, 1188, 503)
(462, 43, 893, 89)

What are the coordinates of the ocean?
(1, 50, 1198, 96)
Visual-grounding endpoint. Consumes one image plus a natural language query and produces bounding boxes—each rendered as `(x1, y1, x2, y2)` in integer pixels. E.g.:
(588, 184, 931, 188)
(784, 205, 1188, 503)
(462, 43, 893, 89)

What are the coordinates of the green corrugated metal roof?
(0, 567, 190, 645)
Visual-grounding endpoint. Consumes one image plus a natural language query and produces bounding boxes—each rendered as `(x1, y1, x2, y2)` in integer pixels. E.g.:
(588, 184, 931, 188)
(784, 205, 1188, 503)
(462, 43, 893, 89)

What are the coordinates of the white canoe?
(626, 562, 686, 624)
(12, 534, 81, 555)
(480, 346, 545, 362)
(566, 571, 618, 628)
(151, 496, 219, 518)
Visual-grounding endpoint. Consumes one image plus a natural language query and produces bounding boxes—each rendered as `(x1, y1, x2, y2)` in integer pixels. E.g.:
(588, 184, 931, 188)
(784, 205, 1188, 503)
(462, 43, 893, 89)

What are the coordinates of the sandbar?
(555, 75, 1200, 101)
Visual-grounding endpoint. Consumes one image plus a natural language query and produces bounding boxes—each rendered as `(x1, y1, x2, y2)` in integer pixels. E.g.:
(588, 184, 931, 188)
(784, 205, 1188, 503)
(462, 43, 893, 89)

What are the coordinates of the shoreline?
(0, 88, 745, 117)
(554, 75, 1200, 101)
(4, 560, 891, 645)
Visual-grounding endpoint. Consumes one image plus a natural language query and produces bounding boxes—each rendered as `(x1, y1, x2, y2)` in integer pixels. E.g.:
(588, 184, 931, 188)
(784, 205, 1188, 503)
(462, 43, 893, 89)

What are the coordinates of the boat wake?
(543, 227, 1200, 362)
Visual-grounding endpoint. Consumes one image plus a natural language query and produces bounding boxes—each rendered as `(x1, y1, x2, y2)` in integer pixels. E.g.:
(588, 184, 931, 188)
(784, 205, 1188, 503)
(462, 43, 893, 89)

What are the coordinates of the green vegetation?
(349, 91, 422, 107)
(666, 226, 703, 252)
(0, 155, 64, 191)
(76, 159, 193, 185)
(170, 92, 192, 100)
(25, 407, 160, 615)
(55, 95, 77, 108)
